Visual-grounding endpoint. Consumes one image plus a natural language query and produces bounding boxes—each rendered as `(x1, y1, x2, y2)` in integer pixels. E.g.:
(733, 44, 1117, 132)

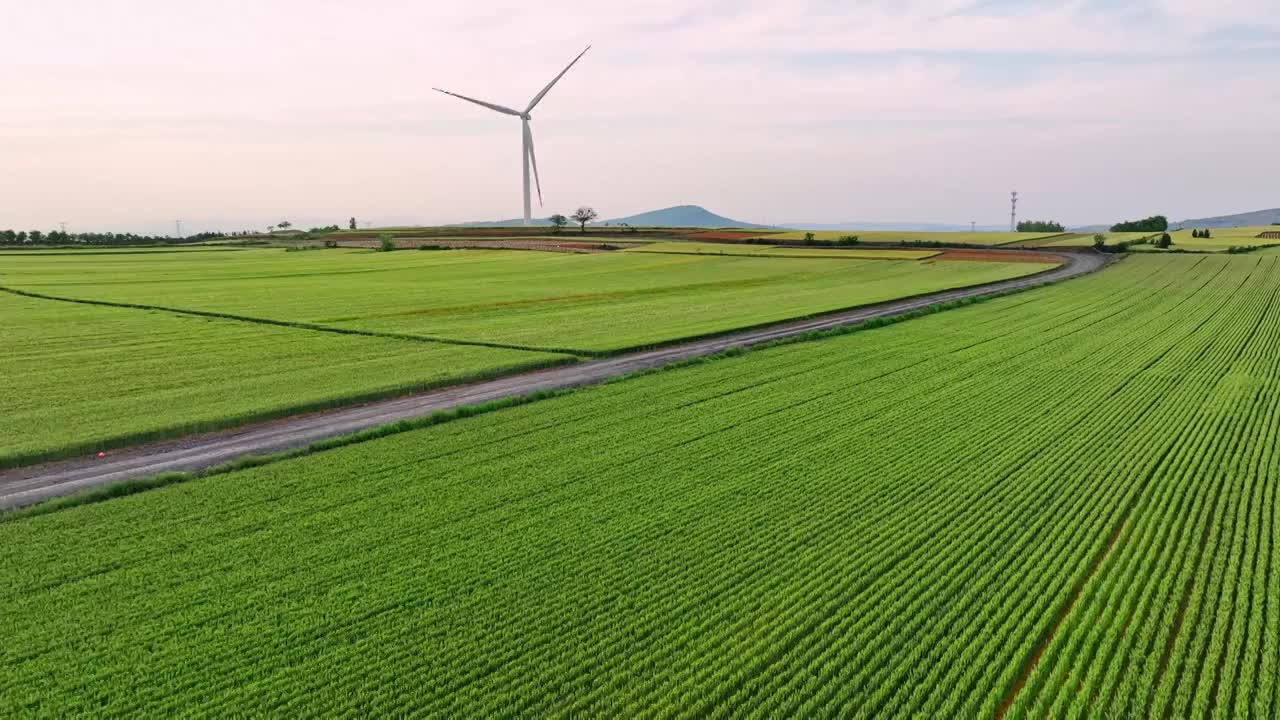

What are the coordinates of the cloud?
(0, 0, 1276, 232)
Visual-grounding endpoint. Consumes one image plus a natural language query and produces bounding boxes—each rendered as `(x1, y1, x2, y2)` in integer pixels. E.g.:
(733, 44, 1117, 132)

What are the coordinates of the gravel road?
(0, 249, 1109, 510)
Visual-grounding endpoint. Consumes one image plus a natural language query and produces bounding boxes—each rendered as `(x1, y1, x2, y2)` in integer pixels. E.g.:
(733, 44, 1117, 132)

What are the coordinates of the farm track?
(0, 249, 1108, 510)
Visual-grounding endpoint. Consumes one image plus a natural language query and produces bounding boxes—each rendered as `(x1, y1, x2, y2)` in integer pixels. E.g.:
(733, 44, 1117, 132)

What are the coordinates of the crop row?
(2, 254, 1278, 716)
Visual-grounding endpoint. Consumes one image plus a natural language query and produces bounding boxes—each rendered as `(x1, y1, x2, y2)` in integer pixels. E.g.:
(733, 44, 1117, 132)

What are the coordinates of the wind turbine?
(434, 45, 591, 226)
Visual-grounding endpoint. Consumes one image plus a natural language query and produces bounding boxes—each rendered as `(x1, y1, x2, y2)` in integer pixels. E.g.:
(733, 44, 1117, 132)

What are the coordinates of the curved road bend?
(0, 249, 1110, 510)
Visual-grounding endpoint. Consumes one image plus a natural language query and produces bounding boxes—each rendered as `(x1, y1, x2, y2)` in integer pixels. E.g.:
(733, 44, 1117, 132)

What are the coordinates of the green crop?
(0, 246, 1052, 353)
(0, 292, 569, 467)
(625, 241, 944, 260)
(4, 254, 1278, 716)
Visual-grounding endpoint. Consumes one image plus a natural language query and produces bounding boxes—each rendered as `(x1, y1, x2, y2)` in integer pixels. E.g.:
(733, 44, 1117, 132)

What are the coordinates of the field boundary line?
(0, 250, 1110, 514)
(0, 285, 593, 358)
(0, 246, 1076, 360)
(579, 250, 1083, 357)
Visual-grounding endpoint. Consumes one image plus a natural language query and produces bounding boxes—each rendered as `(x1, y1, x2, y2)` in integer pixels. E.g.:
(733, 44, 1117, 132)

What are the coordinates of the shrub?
(378, 234, 395, 252)
(837, 235, 860, 246)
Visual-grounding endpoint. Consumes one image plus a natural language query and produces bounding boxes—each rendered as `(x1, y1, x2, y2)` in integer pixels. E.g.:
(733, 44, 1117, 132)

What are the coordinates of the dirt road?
(0, 250, 1109, 510)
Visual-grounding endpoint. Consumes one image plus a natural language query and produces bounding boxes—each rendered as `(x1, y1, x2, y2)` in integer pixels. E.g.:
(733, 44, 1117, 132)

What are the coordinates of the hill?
(1073, 207, 1280, 233)
(452, 205, 765, 228)
(604, 205, 767, 228)
(1172, 207, 1280, 229)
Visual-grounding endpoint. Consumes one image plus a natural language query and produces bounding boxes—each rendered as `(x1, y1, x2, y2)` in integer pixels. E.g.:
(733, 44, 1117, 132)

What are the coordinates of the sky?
(2, 0, 1278, 234)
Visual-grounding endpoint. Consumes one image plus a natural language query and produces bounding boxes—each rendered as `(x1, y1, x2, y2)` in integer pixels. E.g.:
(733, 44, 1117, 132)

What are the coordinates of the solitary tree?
(1156, 232, 1173, 249)
(278, 220, 292, 231)
(570, 206, 598, 234)
(349, 217, 357, 230)
(549, 214, 568, 233)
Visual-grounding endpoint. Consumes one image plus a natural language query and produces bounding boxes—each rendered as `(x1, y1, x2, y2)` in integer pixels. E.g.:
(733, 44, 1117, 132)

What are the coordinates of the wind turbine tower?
(434, 46, 591, 225)
(1010, 191, 1018, 232)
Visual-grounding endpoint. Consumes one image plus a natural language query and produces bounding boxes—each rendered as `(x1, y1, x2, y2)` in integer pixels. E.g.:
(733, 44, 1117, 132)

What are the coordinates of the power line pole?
(59, 221, 67, 234)
(1010, 191, 1018, 232)
(175, 219, 183, 239)
(970, 221, 976, 233)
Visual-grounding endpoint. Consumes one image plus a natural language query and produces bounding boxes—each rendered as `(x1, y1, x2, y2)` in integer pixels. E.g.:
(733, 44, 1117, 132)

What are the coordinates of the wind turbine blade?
(432, 87, 522, 116)
(525, 45, 591, 113)
(524, 121, 543, 208)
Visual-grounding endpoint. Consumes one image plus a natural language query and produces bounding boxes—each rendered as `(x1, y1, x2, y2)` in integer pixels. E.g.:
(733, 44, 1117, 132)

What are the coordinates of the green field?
(625, 241, 941, 260)
(5, 254, 1278, 716)
(0, 291, 568, 467)
(1037, 228, 1280, 253)
(0, 247, 1052, 353)
(1160, 226, 1280, 252)
(755, 230, 1064, 245)
(1041, 231, 1157, 247)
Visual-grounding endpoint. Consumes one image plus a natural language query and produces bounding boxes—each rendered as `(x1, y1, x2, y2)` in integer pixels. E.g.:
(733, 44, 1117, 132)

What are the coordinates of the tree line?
(1017, 220, 1065, 232)
(1110, 215, 1168, 232)
(0, 229, 229, 246)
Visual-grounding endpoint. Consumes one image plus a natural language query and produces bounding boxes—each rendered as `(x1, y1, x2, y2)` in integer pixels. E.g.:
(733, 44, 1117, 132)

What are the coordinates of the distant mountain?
(604, 205, 767, 228)
(451, 205, 765, 228)
(1171, 208, 1280, 229)
(1071, 208, 1280, 232)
